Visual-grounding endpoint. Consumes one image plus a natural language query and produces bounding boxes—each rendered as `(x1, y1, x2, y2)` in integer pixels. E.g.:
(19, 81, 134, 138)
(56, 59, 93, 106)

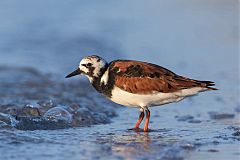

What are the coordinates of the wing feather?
(109, 60, 216, 94)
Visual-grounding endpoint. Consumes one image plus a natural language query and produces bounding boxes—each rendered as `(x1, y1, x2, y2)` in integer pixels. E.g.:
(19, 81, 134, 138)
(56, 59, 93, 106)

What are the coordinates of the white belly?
(110, 86, 206, 108)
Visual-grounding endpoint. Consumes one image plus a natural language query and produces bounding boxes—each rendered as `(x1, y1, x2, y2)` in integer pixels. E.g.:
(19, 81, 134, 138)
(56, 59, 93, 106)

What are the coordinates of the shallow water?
(0, 105, 239, 160)
(0, 67, 239, 160)
(0, 0, 239, 160)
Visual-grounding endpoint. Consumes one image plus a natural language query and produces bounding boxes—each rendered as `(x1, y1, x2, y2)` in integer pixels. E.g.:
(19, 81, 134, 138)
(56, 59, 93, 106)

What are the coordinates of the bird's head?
(65, 55, 107, 82)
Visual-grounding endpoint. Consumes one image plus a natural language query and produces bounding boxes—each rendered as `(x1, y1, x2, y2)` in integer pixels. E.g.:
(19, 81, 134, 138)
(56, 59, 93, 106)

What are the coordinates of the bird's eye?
(86, 63, 92, 67)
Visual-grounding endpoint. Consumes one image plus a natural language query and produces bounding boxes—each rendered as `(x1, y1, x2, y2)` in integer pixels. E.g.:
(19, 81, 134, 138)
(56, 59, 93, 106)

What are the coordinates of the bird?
(65, 55, 217, 132)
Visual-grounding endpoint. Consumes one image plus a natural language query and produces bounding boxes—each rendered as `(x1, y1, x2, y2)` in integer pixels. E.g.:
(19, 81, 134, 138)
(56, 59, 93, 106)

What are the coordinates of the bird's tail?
(199, 80, 218, 90)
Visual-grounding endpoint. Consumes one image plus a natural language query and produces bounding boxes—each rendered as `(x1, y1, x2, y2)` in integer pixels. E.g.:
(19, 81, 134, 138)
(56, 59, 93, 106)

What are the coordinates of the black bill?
(65, 68, 82, 78)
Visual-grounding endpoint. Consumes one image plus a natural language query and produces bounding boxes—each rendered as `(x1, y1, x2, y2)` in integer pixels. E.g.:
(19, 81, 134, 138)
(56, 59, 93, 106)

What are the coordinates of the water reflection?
(101, 129, 190, 160)
(112, 132, 152, 159)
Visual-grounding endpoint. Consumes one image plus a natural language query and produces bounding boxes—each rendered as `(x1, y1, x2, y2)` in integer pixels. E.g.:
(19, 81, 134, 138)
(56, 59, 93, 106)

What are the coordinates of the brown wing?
(109, 60, 216, 94)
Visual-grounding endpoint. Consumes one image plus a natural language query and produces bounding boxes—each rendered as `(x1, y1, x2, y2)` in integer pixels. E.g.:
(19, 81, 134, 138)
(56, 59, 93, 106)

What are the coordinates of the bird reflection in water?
(112, 131, 153, 159)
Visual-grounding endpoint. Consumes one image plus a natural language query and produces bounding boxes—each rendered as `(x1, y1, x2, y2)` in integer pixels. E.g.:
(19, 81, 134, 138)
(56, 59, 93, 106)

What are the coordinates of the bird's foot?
(128, 127, 143, 132)
(143, 127, 149, 132)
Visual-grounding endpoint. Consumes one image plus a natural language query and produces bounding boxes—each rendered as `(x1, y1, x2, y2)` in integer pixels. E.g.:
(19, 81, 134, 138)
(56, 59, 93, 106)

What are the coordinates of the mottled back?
(109, 60, 216, 94)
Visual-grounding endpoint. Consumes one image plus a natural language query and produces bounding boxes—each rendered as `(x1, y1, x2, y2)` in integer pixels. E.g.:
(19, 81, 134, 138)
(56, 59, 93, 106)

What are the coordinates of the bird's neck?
(90, 64, 114, 98)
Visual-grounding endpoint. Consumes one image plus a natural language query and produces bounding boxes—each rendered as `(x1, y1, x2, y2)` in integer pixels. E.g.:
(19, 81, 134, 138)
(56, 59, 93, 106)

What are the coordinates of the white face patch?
(79, 55, 107, 78)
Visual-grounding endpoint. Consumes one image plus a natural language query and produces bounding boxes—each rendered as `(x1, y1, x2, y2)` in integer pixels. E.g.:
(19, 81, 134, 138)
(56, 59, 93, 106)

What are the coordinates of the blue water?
(0, 1, 238, 76)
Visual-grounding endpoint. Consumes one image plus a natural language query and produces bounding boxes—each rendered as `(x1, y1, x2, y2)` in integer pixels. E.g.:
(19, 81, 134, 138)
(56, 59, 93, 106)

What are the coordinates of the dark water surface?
(0, 0, 239, 160)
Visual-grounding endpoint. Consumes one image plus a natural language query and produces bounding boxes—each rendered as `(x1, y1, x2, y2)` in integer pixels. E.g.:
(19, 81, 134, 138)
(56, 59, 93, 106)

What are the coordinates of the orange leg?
(144, 109, 150, 132)
(134, 111, 145, 129)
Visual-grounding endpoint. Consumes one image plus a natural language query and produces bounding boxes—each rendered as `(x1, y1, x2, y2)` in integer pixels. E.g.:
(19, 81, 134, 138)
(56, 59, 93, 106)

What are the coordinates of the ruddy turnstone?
(66, 55, 217, 132)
